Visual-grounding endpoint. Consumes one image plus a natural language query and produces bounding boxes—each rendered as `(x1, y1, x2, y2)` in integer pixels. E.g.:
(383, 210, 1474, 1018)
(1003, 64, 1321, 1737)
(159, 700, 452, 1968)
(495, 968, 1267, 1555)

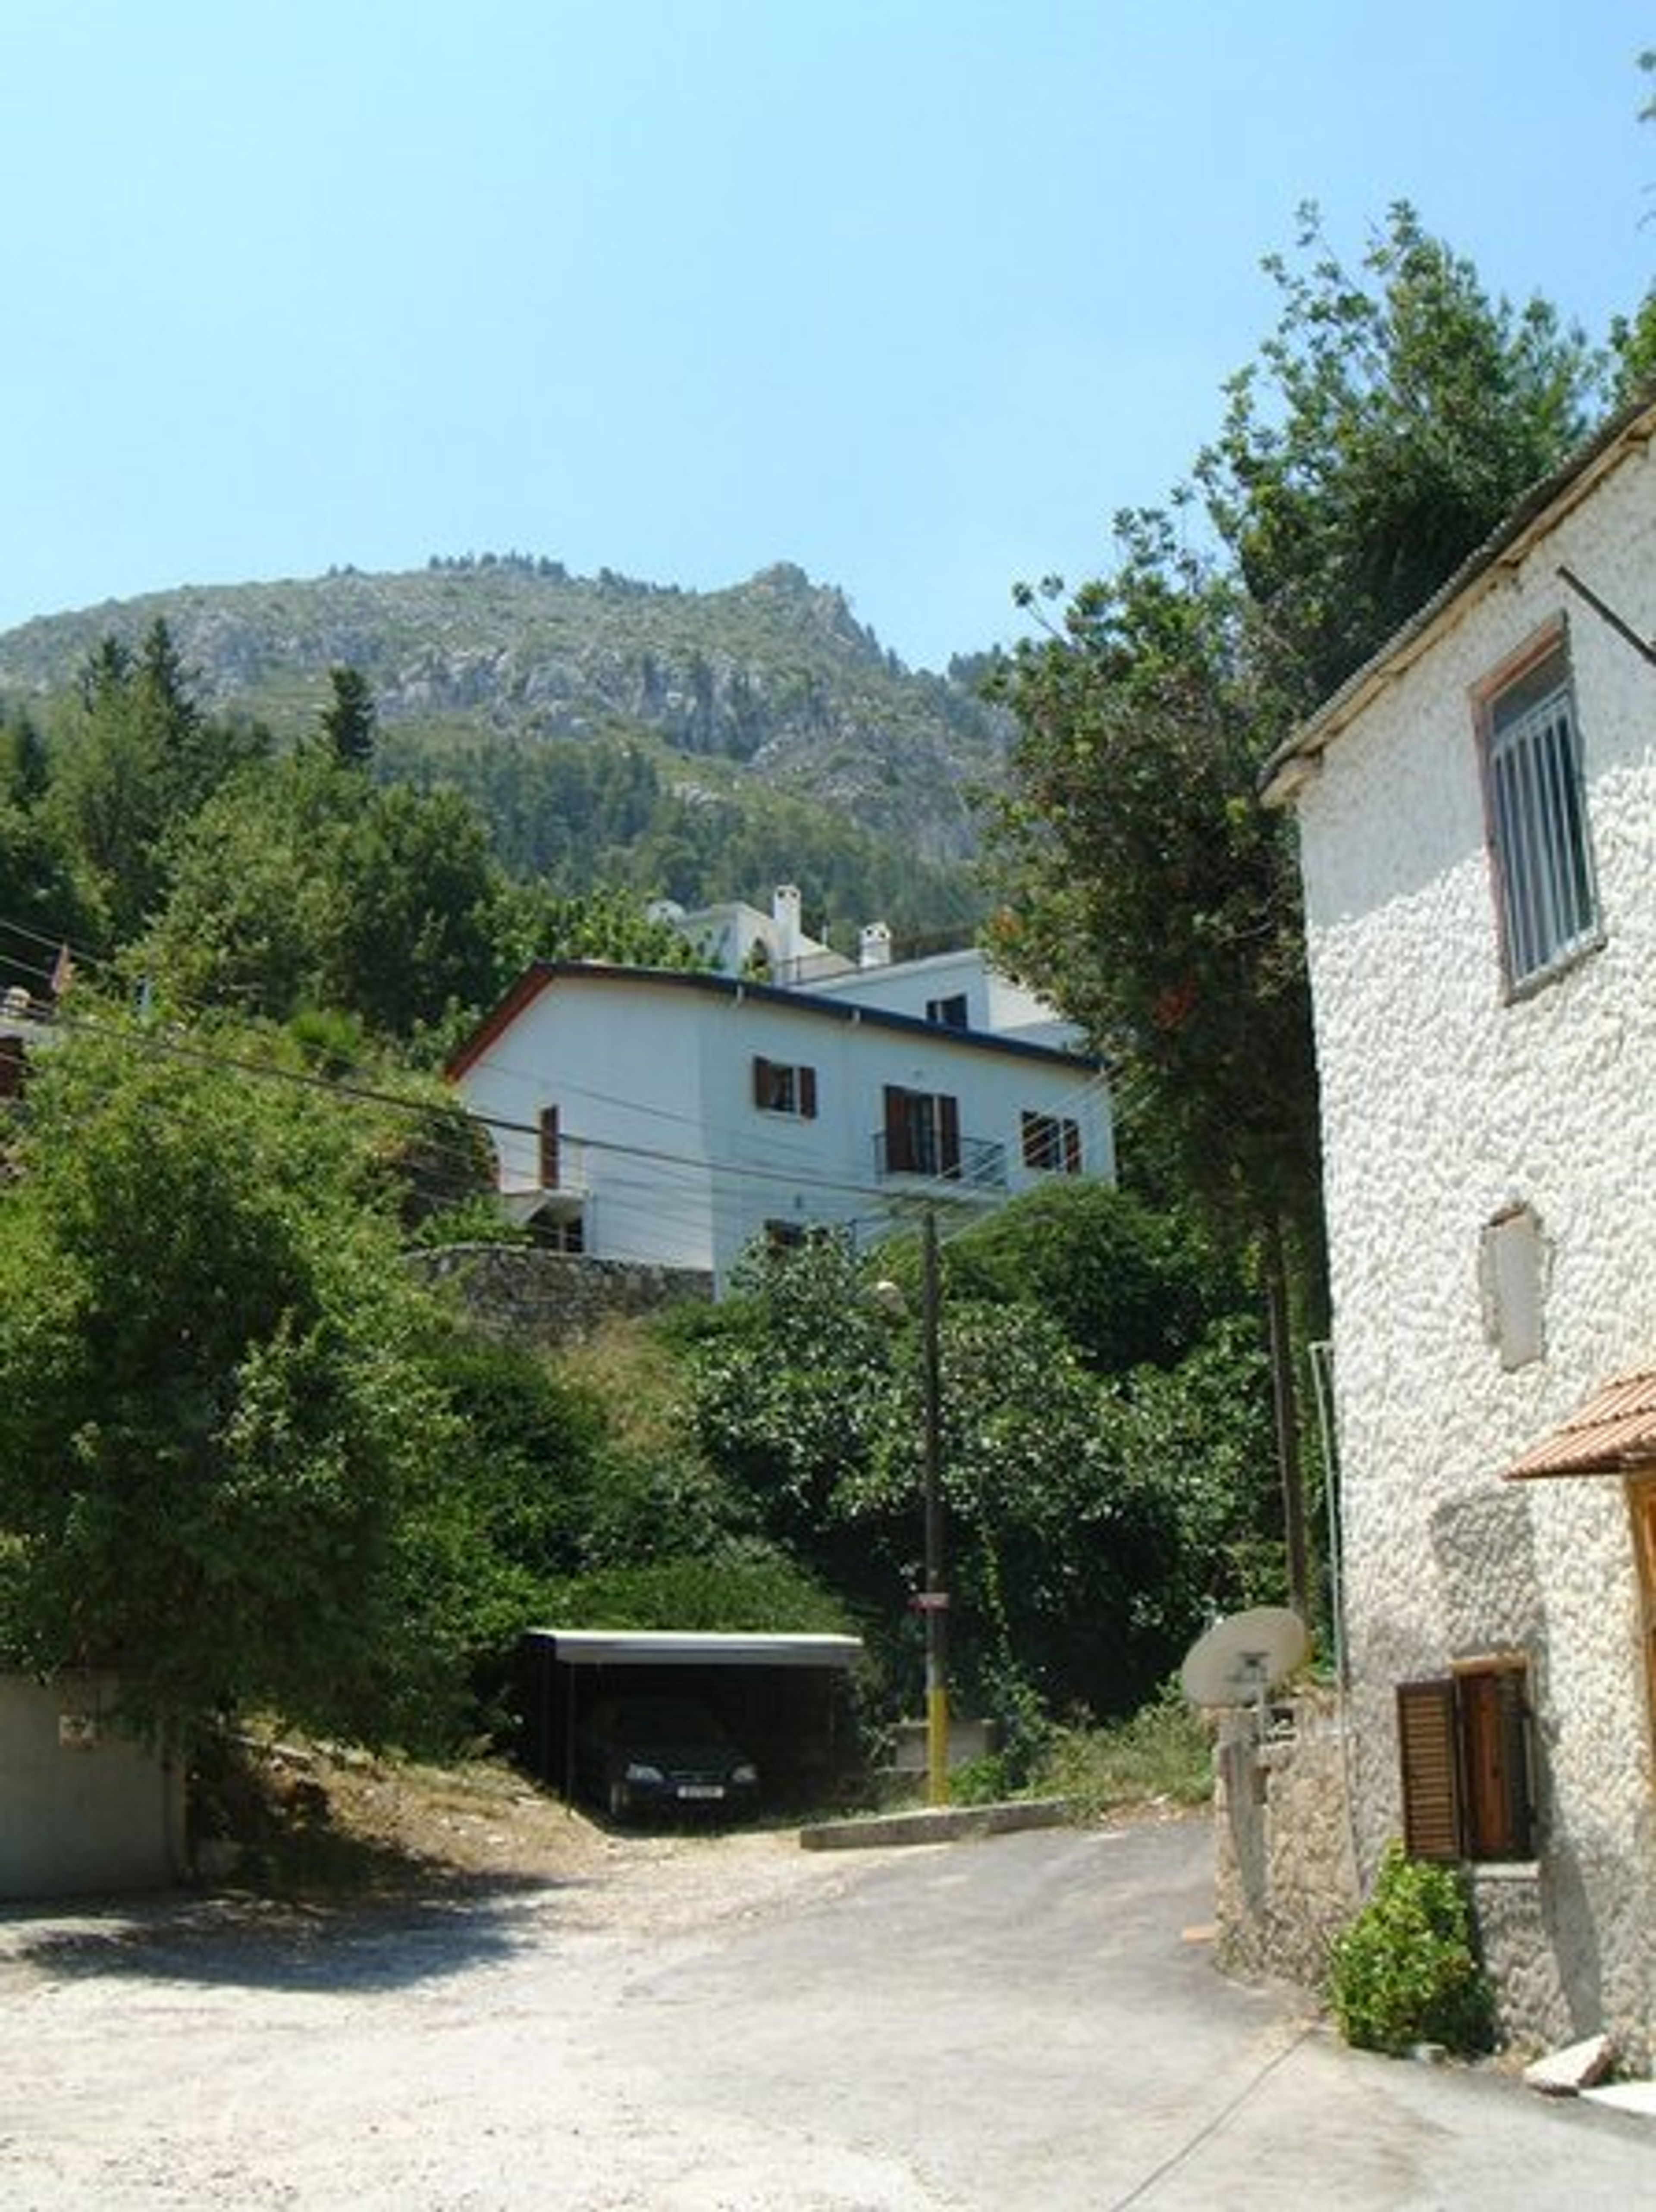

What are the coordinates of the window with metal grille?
(1482, 645, 1599, 990)
(1397, 1659, 1535, 1863)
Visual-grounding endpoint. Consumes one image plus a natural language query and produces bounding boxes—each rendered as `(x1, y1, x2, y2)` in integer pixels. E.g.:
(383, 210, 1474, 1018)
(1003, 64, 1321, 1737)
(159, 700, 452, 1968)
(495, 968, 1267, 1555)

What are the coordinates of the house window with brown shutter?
(753, 1056, 818, 1118)
(882, 1085, 960, 1178)
(1397, 1658, 1535, 1863)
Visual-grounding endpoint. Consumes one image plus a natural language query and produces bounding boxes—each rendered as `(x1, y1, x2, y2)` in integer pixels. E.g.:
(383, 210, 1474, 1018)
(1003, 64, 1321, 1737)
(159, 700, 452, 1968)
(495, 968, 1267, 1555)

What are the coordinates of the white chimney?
(772, 885, 802, 963)
(859, 921, 893, 970)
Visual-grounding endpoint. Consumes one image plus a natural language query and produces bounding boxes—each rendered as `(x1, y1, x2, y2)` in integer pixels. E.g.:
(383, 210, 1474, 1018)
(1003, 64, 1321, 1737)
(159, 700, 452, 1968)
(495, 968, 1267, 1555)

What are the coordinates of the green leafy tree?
(0, 1025, 463, 1747)
(690, 1228, 1272, 1718)
(487, 878, 704, 979)
(46, 619, 270, 942)
(0, 704, 49, 806)
(870, 1296, 1186, 1716)
(329, 781, 500, 1036)
(134, 751, 351, 1020)
(1198, 203, 1599, 706)
(985, 206, 1602, 1614)
(141, 750, 702, 1042)
(1611, 51, 1656, 401)
(0, 706, 92, 996)
(989, 514, 1319, 1248)
(690, 1233, 901, 1606)
(913, 1170, 1240, 1375)
(318, 664, 377, 769)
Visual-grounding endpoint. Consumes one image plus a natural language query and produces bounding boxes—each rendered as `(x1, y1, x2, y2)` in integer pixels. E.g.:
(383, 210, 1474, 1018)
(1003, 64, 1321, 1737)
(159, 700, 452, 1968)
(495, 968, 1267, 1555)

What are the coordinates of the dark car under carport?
(518, 1628, 865, 1816)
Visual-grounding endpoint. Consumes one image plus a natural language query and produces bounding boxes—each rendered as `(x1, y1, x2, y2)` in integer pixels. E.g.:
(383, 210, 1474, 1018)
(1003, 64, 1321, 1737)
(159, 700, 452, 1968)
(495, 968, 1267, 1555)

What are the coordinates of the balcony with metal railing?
(871, 1129, 1006, 1192)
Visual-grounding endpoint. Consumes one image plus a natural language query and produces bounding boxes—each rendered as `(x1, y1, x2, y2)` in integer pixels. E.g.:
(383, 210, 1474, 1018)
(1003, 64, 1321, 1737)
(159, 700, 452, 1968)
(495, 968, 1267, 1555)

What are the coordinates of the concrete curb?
(797, 1798, 1075, 1851)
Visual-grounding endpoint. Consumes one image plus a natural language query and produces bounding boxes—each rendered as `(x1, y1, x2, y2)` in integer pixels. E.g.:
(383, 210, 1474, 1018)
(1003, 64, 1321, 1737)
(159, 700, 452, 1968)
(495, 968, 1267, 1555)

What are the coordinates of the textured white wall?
(1294, 432, 1656, 2056)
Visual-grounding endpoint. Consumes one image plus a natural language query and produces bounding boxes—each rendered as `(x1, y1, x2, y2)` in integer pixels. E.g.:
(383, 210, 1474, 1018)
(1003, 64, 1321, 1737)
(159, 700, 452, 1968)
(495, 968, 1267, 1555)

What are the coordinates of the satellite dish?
(1179, 1607, 1307, 1710)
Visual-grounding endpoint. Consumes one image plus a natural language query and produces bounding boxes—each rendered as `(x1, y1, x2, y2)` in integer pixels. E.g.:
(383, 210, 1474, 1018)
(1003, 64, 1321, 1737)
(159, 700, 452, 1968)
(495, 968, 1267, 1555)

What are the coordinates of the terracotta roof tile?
(1505, 1371, 1656, 1479)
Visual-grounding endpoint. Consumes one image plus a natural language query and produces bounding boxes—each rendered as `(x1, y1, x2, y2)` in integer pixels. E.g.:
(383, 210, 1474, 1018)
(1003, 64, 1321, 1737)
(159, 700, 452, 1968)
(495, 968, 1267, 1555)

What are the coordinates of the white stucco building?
(660, 884, 1074, 1047)
(1264, 396, 1656, 2060)
(446, 957, 1111, 1290)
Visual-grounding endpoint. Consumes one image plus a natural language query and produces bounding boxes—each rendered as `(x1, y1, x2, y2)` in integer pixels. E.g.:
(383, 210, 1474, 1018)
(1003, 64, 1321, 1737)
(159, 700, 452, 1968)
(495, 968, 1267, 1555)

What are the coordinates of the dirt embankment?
(190, 1736, 829, 1937)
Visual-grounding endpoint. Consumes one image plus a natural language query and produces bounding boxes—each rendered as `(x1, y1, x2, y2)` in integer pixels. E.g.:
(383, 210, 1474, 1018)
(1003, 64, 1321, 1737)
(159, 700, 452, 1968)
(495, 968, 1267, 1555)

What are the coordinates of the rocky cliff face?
(0, 559, 1010, 863)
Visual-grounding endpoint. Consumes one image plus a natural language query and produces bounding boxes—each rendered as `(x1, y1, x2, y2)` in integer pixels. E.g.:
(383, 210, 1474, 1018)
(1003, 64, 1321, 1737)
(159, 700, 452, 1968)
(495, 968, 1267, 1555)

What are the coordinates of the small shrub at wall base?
(1327, 1842, 1496, 2058)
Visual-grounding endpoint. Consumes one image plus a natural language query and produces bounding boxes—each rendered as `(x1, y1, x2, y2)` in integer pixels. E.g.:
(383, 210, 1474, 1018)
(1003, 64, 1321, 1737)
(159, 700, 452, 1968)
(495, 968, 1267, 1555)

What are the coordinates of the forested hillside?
(0, 558, 1005, 944)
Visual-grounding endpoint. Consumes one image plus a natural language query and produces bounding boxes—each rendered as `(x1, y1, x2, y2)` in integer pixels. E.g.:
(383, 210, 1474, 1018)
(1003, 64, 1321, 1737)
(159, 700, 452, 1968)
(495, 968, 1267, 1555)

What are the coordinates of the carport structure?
(519, 1628, 865, 1812)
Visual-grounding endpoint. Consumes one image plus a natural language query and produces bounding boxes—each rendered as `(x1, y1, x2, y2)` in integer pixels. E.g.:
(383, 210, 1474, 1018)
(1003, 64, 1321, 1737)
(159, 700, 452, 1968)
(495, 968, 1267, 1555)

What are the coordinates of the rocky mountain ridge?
(0, 558, 1010, 865)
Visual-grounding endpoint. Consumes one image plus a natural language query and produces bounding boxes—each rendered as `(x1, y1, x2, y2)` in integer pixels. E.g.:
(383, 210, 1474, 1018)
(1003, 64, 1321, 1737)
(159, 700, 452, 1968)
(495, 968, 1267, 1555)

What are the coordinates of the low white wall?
(0, 1673, 185, 1898)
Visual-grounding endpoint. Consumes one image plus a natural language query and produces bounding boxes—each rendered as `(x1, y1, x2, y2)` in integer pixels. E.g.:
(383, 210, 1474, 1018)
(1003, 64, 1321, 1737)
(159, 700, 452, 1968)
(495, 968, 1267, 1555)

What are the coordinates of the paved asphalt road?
(0, 1813, 1650, 2208)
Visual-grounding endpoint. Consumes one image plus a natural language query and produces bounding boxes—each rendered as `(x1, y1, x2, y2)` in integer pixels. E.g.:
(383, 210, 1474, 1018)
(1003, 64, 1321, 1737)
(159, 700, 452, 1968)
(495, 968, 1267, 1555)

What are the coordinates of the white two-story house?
(1263, 394, 1656, 2061)
(446, 953, 1111, 1291)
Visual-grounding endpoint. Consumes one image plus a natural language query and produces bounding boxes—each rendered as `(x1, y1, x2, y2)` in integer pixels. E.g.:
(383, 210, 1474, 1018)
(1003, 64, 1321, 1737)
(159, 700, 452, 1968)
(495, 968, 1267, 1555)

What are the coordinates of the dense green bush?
(1327, 1842, 1496, 2056)
(542, 1546, 853, 1635)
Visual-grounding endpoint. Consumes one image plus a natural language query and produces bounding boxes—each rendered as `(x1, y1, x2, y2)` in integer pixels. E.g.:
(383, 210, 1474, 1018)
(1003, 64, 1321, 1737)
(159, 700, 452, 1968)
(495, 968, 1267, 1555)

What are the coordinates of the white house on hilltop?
(1263, 394, 1656, 2062)
(445, 944, 1111, 1291)
(656, 884, 1073, 1046)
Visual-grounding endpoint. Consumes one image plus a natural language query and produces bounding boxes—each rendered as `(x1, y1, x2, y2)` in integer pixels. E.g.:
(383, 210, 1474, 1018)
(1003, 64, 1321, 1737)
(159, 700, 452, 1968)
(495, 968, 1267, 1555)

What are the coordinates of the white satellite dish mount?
(1179, 1606, 1308, 1734)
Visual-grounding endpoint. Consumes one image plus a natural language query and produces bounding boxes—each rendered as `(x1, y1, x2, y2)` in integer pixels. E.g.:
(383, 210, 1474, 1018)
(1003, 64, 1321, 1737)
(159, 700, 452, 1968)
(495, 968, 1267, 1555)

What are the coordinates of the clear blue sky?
(3, 3, 1650, 671)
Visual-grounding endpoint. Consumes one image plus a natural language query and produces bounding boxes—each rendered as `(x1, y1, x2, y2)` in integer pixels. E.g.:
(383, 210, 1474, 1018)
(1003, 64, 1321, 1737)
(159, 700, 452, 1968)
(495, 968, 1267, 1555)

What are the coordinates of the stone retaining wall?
(408, 1243, 712, 1349)
(1213, 1688, 1362, 1989)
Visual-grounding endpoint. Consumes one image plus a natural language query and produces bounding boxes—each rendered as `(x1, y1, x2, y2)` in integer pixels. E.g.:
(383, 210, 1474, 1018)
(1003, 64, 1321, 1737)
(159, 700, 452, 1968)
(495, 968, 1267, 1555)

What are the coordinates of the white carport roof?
(526, 1629, 863, 1669)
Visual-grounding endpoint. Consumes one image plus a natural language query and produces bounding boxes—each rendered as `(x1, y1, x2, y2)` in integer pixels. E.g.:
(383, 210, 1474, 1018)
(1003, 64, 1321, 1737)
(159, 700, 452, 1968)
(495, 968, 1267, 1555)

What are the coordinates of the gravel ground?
(4, 1768, 1650, 2209)
(0, 1815, 860, 2209)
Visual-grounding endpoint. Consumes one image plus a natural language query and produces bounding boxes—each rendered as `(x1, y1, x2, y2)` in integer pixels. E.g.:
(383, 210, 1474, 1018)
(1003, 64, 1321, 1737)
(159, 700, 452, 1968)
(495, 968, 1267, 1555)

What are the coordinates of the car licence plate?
(677, 1784, 725, 1800)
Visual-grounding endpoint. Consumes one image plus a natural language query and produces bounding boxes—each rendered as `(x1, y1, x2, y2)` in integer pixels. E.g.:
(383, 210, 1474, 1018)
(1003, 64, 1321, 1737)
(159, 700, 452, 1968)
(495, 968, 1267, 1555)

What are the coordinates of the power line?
(2, 921, 1112, 1242)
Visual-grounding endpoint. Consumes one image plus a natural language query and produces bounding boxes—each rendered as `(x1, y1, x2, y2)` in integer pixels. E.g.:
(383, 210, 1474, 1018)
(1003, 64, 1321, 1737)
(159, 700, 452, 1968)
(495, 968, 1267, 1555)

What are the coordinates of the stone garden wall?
(408, 1244, 712, 1350)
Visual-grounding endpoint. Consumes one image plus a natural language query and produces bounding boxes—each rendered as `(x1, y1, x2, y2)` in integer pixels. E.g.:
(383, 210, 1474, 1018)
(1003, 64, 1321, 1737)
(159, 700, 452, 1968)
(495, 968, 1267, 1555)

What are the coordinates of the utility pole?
(919, 1207, 950, 1806)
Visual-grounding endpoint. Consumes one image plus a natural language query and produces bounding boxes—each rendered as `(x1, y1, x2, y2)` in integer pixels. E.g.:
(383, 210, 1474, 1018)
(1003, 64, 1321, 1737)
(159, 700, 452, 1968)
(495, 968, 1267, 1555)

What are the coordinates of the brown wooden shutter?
(938, 1093, 960, 1178)
(1458, 1666, 1534, 1860)
(1397, 1678, 1462, 1862)
(1063, 1118, 1082, 1174)
(753, 1057, 773, 1109)
(884, 1085, 911, 1173)
(1635, 1483, 1656, 1773)
(799, 1065, 817, 1120)
(538, 1105, 561, 1191)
